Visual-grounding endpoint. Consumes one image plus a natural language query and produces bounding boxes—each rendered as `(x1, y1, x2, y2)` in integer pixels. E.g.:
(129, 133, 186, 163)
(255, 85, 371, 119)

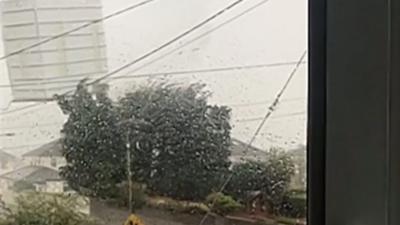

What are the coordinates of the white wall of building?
(23, 156, 66, 170)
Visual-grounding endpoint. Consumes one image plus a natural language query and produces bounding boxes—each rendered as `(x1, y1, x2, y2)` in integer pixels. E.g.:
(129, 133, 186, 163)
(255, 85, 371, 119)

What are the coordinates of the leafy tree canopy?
(56, 81, 125, 198)
(118, 82, 232, 200)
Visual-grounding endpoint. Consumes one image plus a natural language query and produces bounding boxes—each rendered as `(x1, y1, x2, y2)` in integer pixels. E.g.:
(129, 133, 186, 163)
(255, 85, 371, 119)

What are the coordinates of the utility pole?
(118, 119, 134, 213)
(118, 118, 150, 214)
(125, 127, 133, 213)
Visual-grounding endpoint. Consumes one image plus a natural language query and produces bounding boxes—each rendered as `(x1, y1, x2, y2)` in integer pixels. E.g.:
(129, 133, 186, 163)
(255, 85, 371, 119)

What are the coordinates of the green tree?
(225, 160, 267, 201)
(263, 149, 295, 213)
(118, 82, 232, 200)
(56, 81, 125, 198)
(0, 193, 96, 225)
(225, 149, 295, 213)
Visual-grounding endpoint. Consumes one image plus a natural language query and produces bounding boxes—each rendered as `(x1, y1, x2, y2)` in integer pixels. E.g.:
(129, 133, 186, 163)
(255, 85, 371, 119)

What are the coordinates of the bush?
(278, 191, 307, 218)
(0, 193, 96, 225)
(205, 192, 243, 215)
(226, 150, 296, 215)
(107, 182, 147, 210)
(146, 196, 209, 214)
(225, 161, 267, 201)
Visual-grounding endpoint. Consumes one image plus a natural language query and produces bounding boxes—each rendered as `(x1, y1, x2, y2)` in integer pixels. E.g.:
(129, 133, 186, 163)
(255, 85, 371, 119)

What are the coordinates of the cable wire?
(235, 111, 306, 123)
(109, 0, 272, 83)
(0, 103, 46, 116)
(228, 97, 305, 107)
(198, 50, 307, 225)
(0, 0, 156, 61)
(0, 110, 305, 131)
(0, 61, 305, 89)
(87, 0, 254, 86)
(0, 0, 272, 115)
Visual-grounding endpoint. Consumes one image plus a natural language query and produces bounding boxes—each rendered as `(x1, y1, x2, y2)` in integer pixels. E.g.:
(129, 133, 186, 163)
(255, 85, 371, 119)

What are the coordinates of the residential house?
(0, 150, 21, 175)
(0, 166, 63, 194)
(22, 139, 66, 170)
(229, 138, 268, 163)
(0, 165, 90, 215)
(288, 145, 307, 191)
(230, 138, 307, 191)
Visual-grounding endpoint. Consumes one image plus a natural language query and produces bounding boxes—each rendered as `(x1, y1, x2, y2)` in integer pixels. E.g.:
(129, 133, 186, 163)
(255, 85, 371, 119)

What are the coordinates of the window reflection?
(0, 0, 307, 224)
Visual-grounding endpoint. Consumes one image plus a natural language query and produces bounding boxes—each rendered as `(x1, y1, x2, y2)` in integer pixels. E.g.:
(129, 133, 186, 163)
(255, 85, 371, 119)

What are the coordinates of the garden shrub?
(205, 192, 243, 215)
(279, 191, 306, 218)
(0, 193, 96, 225)
(107, 182, 147, 210)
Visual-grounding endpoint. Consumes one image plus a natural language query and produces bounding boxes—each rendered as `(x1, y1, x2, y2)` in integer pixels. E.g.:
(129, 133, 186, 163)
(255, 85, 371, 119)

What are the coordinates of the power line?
(0, 103, 47, 116)
(0, 0, 275, 90)
(119, 62, 306, 79)
(0, 59, 305, 116)
(0, 0, 273, 115)
(228, 97, 305, 107)
(235, 111, 306, 123)
(0, 110, 305, 131)
(0, 0, 156, 61)
(87, 0, 254, 86)
(0, 61, 306, 89)
(110, 0, 273, 83)
(0, 144, 42, 151)
(198, 50, 307, 225)
(0, 122, 62, 130)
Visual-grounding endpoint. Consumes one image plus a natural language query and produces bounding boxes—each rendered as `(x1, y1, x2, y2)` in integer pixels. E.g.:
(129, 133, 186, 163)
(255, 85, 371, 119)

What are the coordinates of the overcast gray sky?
(0, 0, 307, 155)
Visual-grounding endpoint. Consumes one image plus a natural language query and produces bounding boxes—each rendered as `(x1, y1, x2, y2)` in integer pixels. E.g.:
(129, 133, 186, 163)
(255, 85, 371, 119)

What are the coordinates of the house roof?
(288, 145, 306, 163)
(229, 138, 268, 162)
(0, 150, 17, 164)
(0, 166, 61, 183)
(22, 139, 63, 157)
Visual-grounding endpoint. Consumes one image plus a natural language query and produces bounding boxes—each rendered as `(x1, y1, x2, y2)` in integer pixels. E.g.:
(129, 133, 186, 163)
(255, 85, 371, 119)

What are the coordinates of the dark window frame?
(308, 0, 326, 223)
(308, 0, 399, 224)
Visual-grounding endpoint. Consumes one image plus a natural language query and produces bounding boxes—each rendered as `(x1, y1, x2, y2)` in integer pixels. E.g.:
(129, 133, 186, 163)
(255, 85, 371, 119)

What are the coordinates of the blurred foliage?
(0, 193, 96, 225)
(0, 197, 10, 219)
(118, 82, 232, 200)
(205, 192, 243, 215)
(278, 190, 307, 218)
(56, 81, 126, 198)
(146, 196, 209, 214)
(57, 81, 231, 201)
(56, 80, 300, 218)
(106, 182, 147, 210)
(225, 149, 295, 214)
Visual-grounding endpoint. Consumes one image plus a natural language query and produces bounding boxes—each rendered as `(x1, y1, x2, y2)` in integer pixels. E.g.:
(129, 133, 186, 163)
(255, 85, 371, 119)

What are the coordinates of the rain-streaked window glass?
(0, 0, 307, 224)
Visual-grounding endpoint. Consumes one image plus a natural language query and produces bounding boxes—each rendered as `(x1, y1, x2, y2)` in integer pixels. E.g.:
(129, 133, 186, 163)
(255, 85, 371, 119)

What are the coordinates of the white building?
(0, 150, 21, 175)
(288, 145, 307, 191)
(229, 138, 268, 163)
(1, 0, 107, 101)
(0, 165, 62, 193)
(22, 139, 66, 170)
(0, 165, 90, 214)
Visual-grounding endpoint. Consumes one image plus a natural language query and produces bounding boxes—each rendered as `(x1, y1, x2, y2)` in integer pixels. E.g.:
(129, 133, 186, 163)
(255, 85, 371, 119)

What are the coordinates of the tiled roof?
(0, 150, 17, 164)
(0, 166, 61, 183)
(22, 139, 63, 157)
(229, 138, 267, 162)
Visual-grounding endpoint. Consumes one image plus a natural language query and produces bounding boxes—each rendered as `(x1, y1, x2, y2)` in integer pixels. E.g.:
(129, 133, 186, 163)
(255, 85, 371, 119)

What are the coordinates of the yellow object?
(123, 214, 144, 225)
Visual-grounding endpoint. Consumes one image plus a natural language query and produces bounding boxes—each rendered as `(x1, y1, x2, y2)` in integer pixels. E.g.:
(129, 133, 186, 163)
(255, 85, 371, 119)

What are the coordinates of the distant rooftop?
(229, 138, 268, 162)
(23, 139, 62, 157)
(0, 166, 61, 183)
(288, 145, 306, 157)
(0, 150, 17, 164)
